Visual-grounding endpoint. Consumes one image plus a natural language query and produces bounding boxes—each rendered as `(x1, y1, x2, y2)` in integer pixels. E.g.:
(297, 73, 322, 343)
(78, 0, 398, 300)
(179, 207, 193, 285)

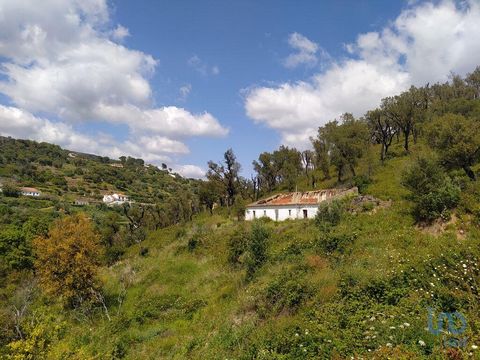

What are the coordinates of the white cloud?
(0, 104, 176, 163)
(173, 164, 205, 179)
(93, 104, 228, 138)
(178, 84, 192, 102)
(0, 0, 227, 171)
(111, 25, 130, 41)
(283, 32, 322, 68)
(188, 55, 220, 76)
(246, 0, 480, 147)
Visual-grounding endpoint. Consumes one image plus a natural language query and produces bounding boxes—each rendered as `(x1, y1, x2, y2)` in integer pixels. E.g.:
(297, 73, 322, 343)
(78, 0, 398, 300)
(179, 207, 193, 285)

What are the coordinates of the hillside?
(2, 71, 480, 359)
(1, 140, 480, 359)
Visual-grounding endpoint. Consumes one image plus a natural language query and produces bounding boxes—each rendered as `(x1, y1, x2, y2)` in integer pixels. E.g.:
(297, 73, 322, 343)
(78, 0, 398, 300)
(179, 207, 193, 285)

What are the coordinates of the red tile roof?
(20, 187, 40, 193)
(247, 188, 357, 208)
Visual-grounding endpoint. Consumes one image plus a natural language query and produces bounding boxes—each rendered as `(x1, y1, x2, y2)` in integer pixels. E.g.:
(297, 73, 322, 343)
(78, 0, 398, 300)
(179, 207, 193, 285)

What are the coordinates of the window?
(253, 211, 256, 218)
(303, 209, 308, 219)
(288, 209, 291, 216)
(264, 210, 267, 216)
(275, 209, 279, 221)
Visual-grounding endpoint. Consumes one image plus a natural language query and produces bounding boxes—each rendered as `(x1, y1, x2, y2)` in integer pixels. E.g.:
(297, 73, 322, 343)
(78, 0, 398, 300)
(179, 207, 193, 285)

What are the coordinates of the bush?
(1, 183, 20, 197)
(245, 222, 269, 280)
(260, 271, 313, 316)
(187, 238, 198, 251)
(402, 157, 460, 222)
(227, 228, 249, 266)
(316, 231, 356, 255)
(413, 179, 460, 221)
(315, 199, 344, 232)
(352, 175, 372, 194)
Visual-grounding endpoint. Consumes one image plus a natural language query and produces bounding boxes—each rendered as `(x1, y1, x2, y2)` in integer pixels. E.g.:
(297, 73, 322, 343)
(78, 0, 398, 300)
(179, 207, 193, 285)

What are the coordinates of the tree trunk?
(404, 130, 410, 152)
(463, 165, 476, 181)
(349, 164, 356, 177)
(337, 166, 343, 183)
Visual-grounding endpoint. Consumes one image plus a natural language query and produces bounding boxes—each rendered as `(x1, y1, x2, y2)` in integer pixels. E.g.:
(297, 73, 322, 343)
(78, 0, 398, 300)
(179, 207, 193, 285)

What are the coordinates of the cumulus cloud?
(283, 32, 320, 68)
(0, 104, 176, 163)
(0, 0, 227, 170)
(173, 164, 205, 179)
(246, 0, 480, 147)
(111, 25, 130, 41)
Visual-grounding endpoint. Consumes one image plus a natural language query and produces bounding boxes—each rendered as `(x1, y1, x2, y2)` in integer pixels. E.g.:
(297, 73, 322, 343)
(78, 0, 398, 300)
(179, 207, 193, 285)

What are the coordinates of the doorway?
(303, 209, 308, 219)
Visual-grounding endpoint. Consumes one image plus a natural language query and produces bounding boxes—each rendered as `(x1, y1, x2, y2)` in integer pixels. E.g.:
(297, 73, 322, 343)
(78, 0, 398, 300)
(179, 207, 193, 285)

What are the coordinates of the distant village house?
(245, 188, 358, 221)
(20, 187, 41, 197)
(109, 163, 124, 168)
(102, 193, 130, 206)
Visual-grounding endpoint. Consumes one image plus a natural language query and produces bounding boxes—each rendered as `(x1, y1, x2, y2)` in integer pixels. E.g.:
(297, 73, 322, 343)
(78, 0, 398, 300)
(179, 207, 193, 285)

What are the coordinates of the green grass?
(7, 144, 480, 359)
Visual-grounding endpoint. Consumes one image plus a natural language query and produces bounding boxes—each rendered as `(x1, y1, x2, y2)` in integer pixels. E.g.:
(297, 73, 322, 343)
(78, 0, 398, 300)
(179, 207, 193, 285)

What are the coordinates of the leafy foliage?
(314, 199, 344, 232)
(402, 157, 461, 221)
(33, 214, 103, 308)
(426, 113, 480, 180)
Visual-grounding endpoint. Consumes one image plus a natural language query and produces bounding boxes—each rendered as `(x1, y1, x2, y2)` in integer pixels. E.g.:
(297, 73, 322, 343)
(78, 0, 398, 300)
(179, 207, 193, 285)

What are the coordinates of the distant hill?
(0, 135, 199, 204)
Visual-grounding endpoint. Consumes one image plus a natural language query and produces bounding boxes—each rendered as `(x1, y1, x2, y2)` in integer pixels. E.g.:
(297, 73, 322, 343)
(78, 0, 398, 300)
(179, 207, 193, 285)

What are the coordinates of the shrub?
(260, 272, 313, 316)
(413, 179, 460, 221)
(1, 183, 20, 197)
(245, 222, 269, 280)
(187, 238, 198, 251)
(317, 231, 356, 256)
(352, 175, 372, 194)
(33, 213, 103, 309)
(402, 157, 460, 222)
(227, 227, 249, 266)
(232, 195, 246, 220)
(315, 199, 344, 232)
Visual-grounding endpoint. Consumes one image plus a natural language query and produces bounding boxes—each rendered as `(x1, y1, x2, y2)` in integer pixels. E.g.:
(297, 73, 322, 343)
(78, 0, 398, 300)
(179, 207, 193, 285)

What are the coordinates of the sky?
(0, 0, 480, 178)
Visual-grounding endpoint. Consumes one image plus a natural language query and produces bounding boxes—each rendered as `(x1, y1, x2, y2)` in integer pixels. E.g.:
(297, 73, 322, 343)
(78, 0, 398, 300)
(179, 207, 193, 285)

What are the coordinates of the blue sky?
(0, 1, 479, 178)
(111, 0, 404, 174)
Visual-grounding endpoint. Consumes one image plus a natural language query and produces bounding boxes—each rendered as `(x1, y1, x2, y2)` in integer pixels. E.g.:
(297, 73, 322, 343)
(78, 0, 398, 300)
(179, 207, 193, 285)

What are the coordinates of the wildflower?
(419, 340, 426, 346)
(295, 333, 299, 337)
(472, 345, 478, 350)
(386, 343, 392, 347)
(404, 322, 410, 327)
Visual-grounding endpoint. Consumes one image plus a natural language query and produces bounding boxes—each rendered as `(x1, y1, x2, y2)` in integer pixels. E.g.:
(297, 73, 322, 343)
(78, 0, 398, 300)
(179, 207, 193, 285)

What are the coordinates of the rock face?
(349, 195, 392, 214)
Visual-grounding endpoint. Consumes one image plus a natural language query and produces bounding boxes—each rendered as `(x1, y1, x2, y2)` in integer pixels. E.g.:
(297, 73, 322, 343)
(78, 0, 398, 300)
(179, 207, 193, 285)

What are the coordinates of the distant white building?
(245, 188, 358, 221)
(20, 187, 41, 197)
(102, 193, 130, 206)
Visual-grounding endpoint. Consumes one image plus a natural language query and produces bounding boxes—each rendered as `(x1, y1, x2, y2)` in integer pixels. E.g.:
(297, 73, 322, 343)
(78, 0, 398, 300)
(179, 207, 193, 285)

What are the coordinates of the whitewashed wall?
(245, 205, 320, 221)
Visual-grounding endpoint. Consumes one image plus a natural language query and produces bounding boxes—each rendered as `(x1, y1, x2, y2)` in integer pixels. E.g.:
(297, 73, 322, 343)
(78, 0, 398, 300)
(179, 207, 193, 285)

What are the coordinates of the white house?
(245, 188, 358, 221)
(20, 187, 41, 197)
(102, 193, 130, 206)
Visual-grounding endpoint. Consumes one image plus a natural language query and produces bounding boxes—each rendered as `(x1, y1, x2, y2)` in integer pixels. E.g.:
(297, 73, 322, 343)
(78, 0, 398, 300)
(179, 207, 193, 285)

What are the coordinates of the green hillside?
(2, 71, 480, 359)
(2, 141, 480, 359)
